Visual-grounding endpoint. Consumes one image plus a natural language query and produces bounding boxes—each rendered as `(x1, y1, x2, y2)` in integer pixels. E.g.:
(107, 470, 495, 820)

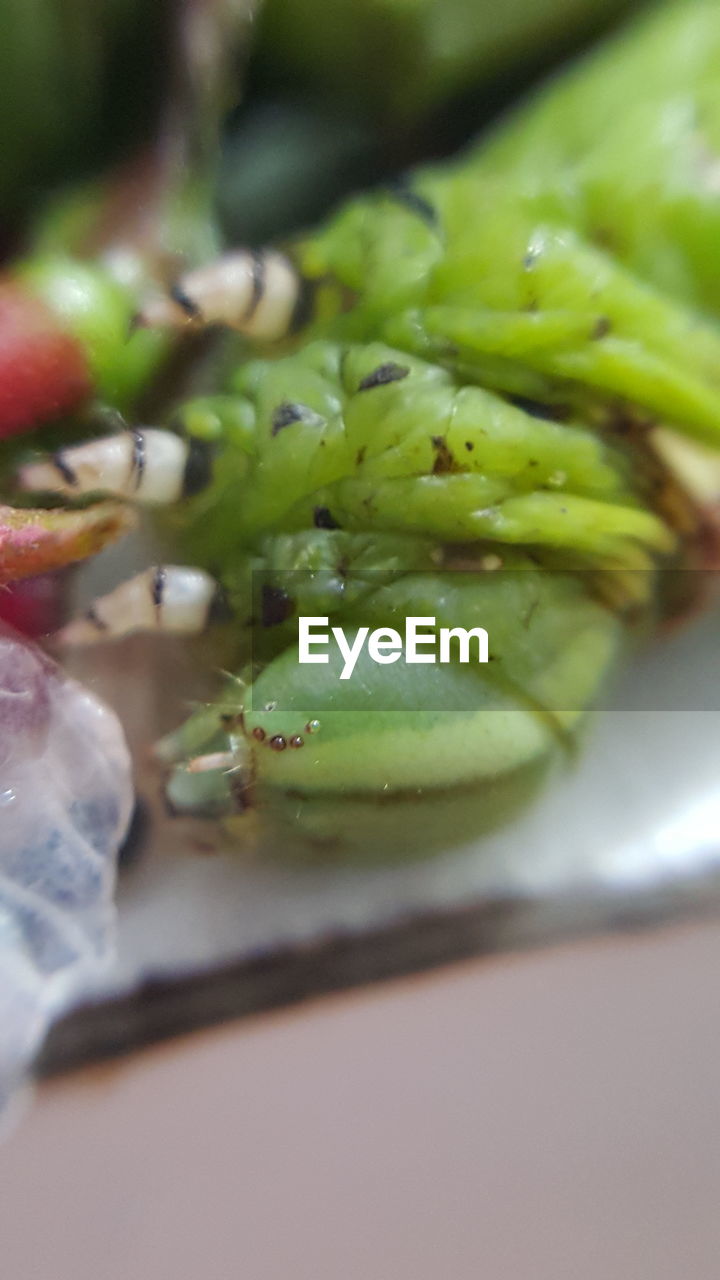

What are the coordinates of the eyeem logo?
(298, 616, 489, 681)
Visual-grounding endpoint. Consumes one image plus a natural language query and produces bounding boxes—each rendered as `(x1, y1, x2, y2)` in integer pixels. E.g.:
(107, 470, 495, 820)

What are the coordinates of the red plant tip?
(0, 282, 91, 440)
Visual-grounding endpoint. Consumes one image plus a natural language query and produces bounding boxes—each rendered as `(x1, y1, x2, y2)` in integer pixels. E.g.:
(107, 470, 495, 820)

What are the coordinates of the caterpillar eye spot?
(271, 401, 311, 435)
(269, 735, 288, 752)
(313, 506, 340, 529)
(260, 584, 294, 627)
(357, 362, 409, 392)
(289, 735, 304, 749)
(305, 720, 320, 735)
(252, 726, 266, 741)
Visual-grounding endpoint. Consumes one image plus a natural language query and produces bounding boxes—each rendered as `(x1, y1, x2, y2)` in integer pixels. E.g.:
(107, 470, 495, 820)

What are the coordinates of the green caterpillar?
(19, 0, 720, 859)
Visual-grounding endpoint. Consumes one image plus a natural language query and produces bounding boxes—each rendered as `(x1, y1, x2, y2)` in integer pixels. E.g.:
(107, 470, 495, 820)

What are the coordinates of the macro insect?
(7, 0, 720, 857)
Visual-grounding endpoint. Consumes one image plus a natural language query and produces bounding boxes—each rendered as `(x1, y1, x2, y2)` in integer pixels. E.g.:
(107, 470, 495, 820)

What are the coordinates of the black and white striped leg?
(19, 428, 211, 505)
(58, 565, 223, 645)
(133, 249, 305, 341)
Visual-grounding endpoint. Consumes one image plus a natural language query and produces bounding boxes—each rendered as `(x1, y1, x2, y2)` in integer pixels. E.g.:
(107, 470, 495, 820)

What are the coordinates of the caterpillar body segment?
(166, 340, 674, 573)
(157, 558, 625, 856)
(138, 168, 720, 447)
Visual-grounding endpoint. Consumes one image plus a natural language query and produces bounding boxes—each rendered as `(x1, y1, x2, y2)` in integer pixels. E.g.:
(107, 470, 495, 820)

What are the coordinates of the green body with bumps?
(157, 2, 720, 857)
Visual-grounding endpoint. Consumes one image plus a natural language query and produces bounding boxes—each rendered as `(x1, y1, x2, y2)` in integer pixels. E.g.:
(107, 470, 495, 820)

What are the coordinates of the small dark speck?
(358, 362, 409, 392)
(431, 436, 459, 475)
(593, 316, 611, 340)
(271, 401, 309, 436)
(464, 441, 474, 452)
(356, 445, 367, 466)
(314, 506, 340, 529)
(523, 248, 540, 270)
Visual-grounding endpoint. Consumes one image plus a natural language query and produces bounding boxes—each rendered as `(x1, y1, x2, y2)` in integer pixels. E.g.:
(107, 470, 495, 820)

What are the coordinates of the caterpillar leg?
(19, 428, 212, 505)
(58, 565, 221, 645)
(134, 250, 305, 342)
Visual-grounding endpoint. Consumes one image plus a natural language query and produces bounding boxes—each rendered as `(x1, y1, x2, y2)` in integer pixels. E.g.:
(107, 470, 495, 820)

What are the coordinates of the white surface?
(92, 602, 720, 996)
(2, 917, 720, 1279)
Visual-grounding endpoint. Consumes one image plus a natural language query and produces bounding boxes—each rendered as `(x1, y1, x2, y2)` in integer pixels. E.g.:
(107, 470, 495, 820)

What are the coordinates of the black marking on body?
(242, 250, 266, 322)
(313, 506, 340, 530)
(271, 401, 310, 435)
(52, 450, 78, 487)
(131, 429, 146, 490)
(357, 363, 409, 392)
(207, 585, 234, 626)
(84, 606, 108, 632)
(260, 585, 294, 628)
(170, 281, 202, 320)
(289, 273, 315, 333)
(431, 436, 459, 475)
(386, 179, 438, 228)
(182, 438, 214, 496)
(508, 395, 569, 423)
(152, 566, 167, 615)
